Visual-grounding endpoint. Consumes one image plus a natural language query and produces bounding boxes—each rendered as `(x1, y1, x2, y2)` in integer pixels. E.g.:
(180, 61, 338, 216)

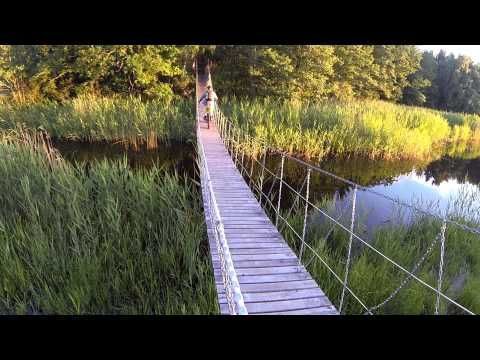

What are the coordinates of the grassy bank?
(0, 95, 195, 149)
(276, 188, 480, 314)
(222, 98, 480, 161)
(0, 131, 217, 314)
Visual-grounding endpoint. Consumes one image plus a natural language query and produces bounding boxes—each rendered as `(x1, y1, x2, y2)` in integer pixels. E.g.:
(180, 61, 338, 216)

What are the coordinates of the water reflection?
(52, 139, 480, 229)
(52, 140, 196, 178)
(424, 156, 480, 185)
(245, 152, 480, 231)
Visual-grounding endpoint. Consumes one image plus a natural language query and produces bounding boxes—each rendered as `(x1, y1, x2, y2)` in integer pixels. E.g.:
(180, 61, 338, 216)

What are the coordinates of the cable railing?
(209, 104, 478, 315)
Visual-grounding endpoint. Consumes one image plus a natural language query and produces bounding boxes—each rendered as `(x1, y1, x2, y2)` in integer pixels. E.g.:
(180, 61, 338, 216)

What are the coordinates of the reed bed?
(222, 98, 480, 161)
(0, 95, 195, 149)
(277, 187, 480, 314)
(0, 130, 217, 314)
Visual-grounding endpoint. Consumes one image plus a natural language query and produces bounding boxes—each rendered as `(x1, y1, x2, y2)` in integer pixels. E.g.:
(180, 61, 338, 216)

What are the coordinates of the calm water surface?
(256, 153, 480, 231)
(52, 140, 480, 229)
(53, 140, 196, 178)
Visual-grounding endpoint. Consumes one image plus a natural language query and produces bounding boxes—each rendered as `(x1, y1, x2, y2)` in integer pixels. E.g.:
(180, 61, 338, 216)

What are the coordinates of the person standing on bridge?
(198, 84, 218, 129)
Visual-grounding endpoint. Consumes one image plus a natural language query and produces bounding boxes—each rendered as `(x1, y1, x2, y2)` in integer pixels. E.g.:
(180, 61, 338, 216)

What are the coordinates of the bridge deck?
(197, 75, 338, 314)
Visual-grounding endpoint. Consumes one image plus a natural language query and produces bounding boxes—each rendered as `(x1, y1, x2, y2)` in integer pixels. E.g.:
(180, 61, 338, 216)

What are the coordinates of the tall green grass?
(0, 95, 195, 149)
(277, 188, 480, 314)
(0, 130, 217, 314)
(222, 97, 480, 161)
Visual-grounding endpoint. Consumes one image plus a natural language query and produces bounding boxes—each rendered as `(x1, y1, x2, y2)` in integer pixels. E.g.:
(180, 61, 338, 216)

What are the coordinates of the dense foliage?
(403, 50, 480, 113)
(2, 45, 480, 115)
(211, 45, 423, 102)
(0, 45, 199, 102)
(212, 46, 480, 115)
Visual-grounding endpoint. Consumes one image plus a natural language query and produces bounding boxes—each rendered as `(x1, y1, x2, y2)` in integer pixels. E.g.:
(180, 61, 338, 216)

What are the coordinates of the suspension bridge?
(196, 64, 479, 315)
(197, 67, 338, 315)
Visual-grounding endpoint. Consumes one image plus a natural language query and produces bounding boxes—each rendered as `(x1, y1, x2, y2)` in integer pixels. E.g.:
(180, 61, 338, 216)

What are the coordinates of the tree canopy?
(1, 45, 480, 115)
(0, 45, 198, 102)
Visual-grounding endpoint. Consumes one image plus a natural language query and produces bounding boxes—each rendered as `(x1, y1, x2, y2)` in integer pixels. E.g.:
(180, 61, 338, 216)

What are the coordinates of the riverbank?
(221, 97, 480, 161)
(0, 95, 195, 149)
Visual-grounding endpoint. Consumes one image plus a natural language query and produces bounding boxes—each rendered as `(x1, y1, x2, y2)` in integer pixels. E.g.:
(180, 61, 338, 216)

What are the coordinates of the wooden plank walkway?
(197, 70, 338, 315)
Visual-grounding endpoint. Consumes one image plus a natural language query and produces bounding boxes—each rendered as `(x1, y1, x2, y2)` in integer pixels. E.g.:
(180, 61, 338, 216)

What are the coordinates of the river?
(52, 140, 480, 231)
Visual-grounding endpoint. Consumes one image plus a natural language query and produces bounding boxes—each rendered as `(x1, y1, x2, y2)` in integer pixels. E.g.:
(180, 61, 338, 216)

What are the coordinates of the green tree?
(0, 45, 194, 102)
(448, 55, 480, 113)
(435, 50, 457, 111)
(373, 45, 423, 101)
(332, 45, 379, 100)
(0, 45, 27, 98)
(212, 45, 336, 100)
(420, 51, 440, 108)
(402, 51, 438, 106)
(286, 45, 337, 100)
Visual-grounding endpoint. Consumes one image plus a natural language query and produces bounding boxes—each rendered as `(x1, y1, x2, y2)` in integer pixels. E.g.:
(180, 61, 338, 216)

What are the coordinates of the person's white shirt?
(199, 88, 218, 104)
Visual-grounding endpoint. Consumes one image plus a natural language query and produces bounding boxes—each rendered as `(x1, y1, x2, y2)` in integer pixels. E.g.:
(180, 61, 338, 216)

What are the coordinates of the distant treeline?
(211, 46, 480, 115)
(1, 45, 480, 114)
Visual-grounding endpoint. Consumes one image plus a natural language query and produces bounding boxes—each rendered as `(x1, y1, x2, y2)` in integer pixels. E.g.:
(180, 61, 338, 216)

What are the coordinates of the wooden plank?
(214, 200, 259, 205)
(224, 227, 278, 232)
(212, 249, 296, 258)
(238, 280, 321, 293)
(257, 306, 339, 315)
(227, 238, 288, 246)
(214, 195, 255, 198)
(216, 203, 260, 207)
(224, 229, 279, 235)
(235, 266, 307, 276)
(233, 259, 299, 268)
(220, 218, 273, 223)
(228, 248, 294, 255)
(242, 288, 325, 302)
(217, 205, 261, 209)
(222, 221, 272, 225)
(235, 273, 312, 284)
(246, 297, 333, 314)
(215, 273, 311, 284)
(225, 234, 283, 240)
(227, 242, 288, 249)
(226, 236, 284, 242)
(223, 233, 283, 239)
(220, 212, 265, 216)
(213, 179, 250, 184)
(231, 253, 297, 261)
(213, 259, 301, 268)
(222, 221, 274, 226)
(212, 187, 250, 191)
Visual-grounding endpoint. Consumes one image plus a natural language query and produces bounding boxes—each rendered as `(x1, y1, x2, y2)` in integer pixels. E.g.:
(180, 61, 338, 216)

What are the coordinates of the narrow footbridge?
(196, 69, 338, 315)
